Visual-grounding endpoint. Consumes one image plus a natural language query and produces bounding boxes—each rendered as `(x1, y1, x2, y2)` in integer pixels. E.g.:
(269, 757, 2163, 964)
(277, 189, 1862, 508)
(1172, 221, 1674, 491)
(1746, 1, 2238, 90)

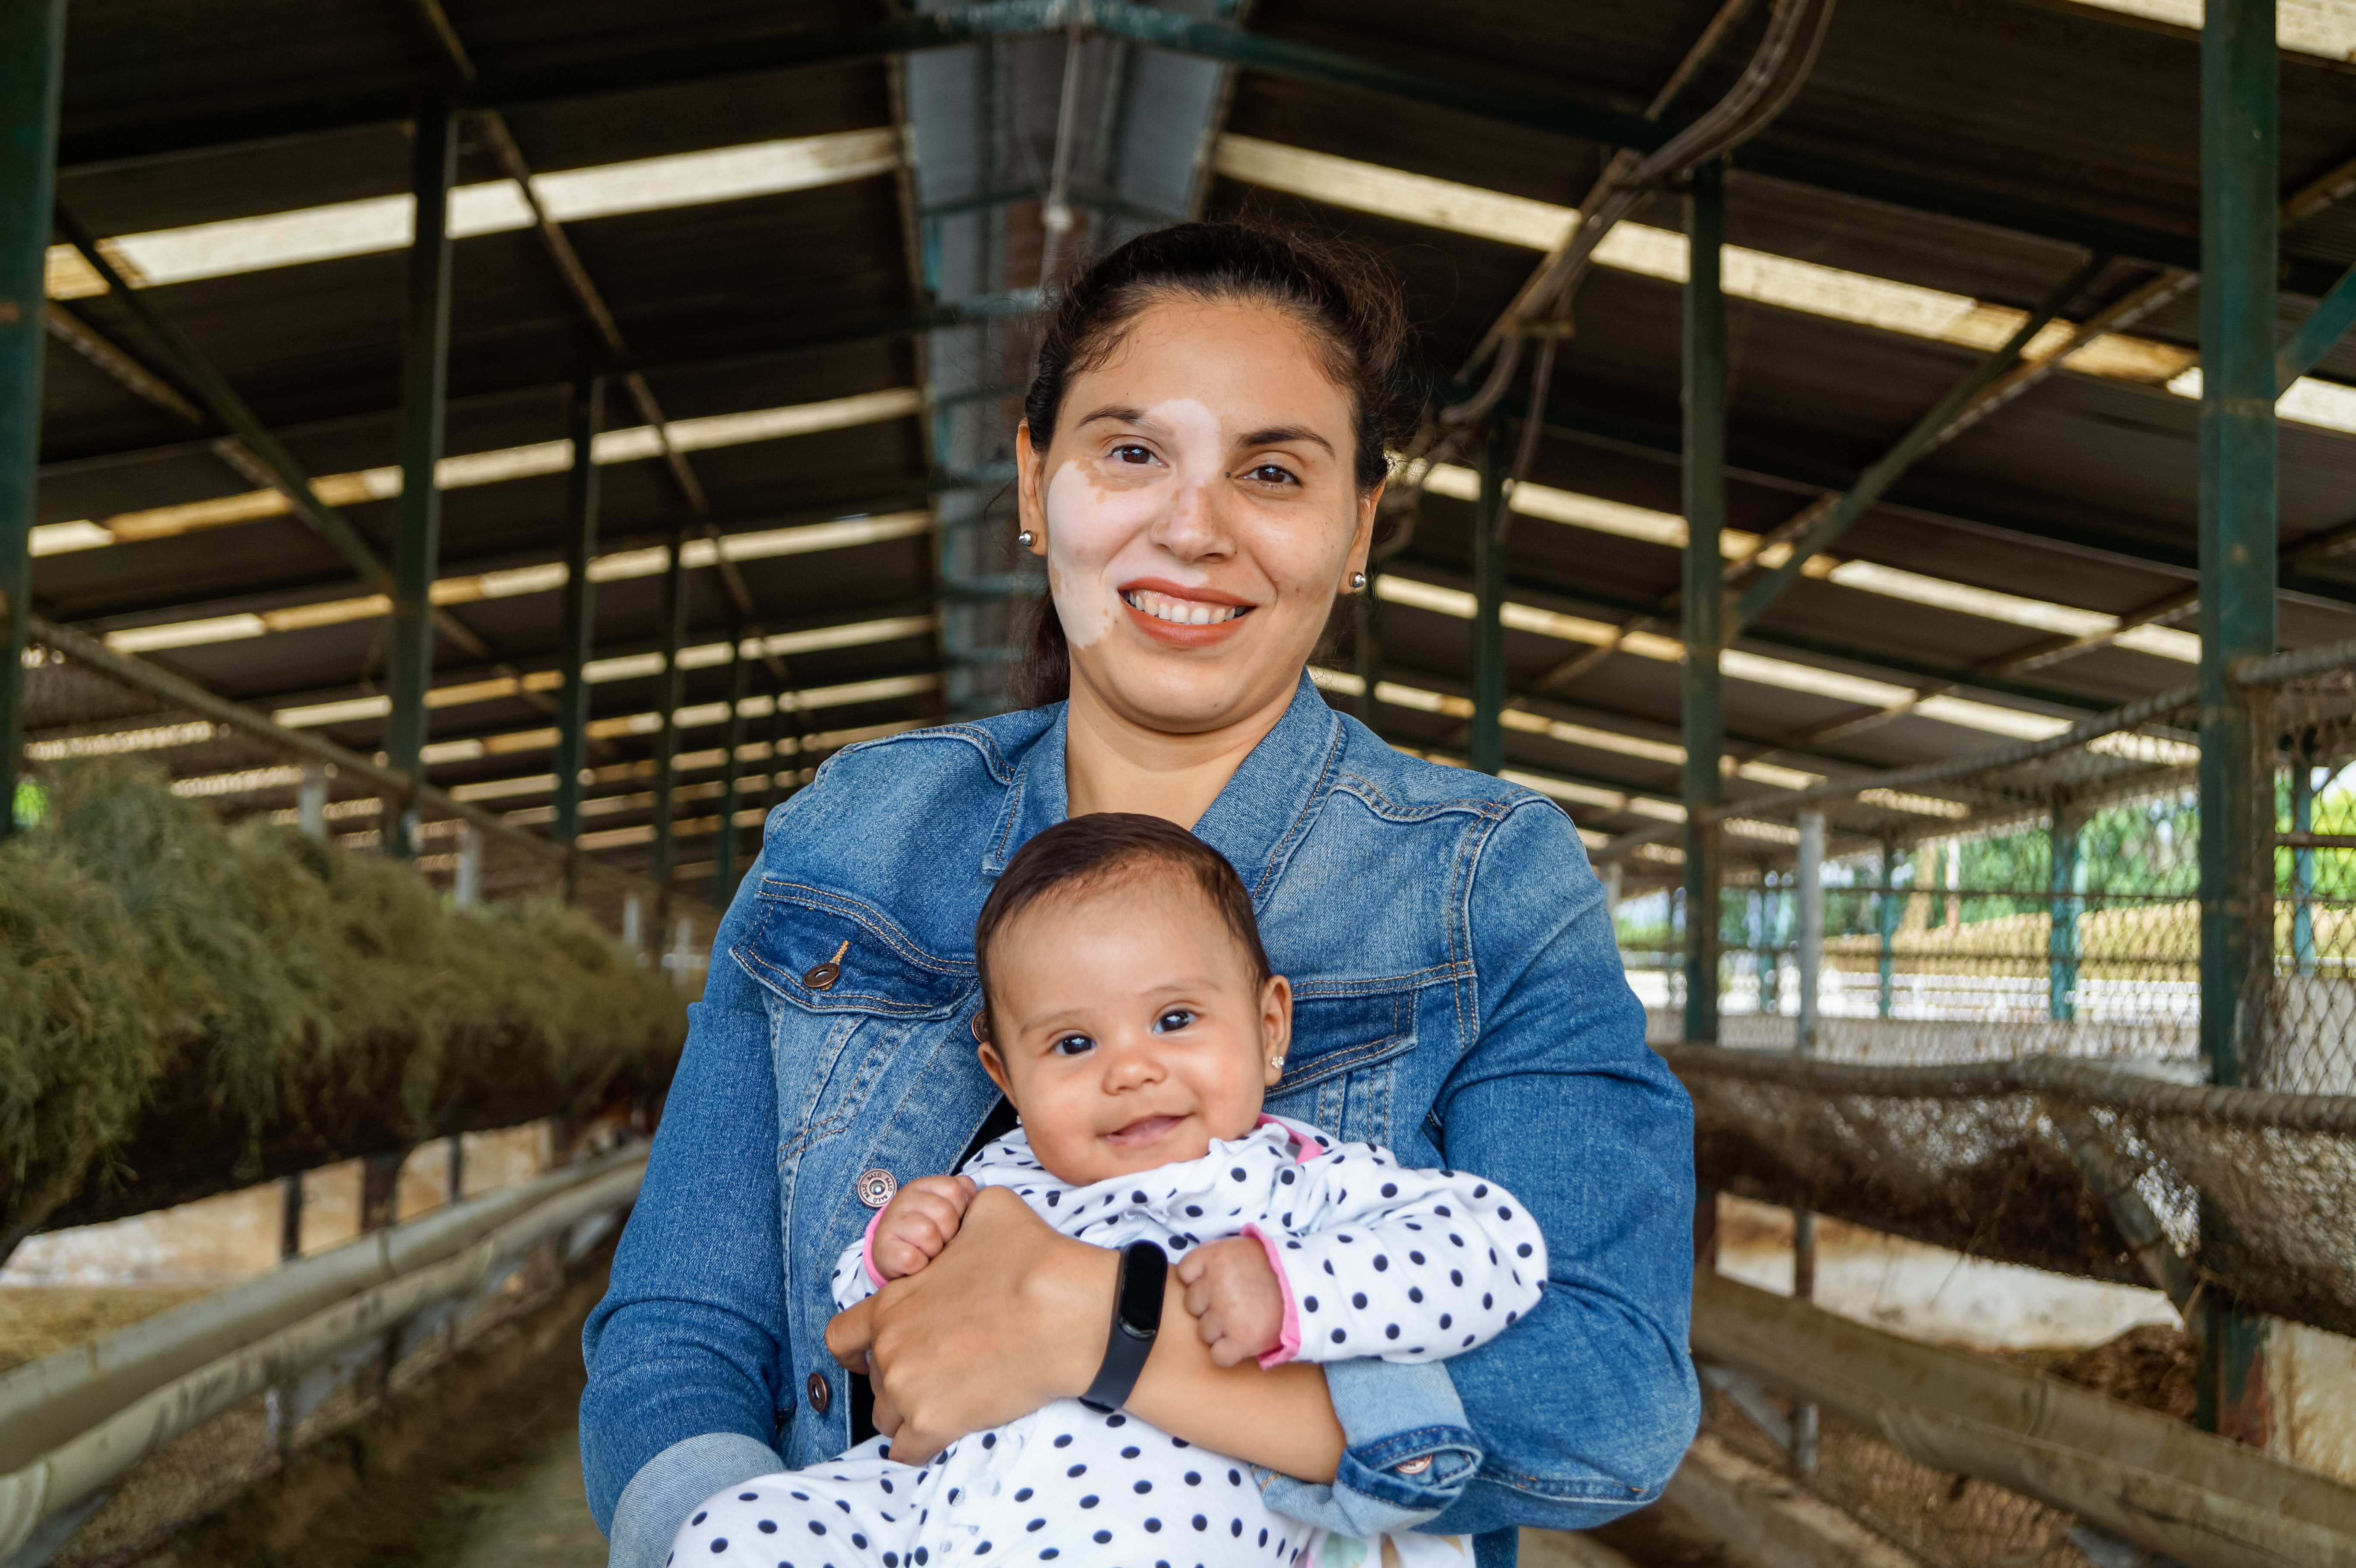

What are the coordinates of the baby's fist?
(1177, 1237, 1286, 1367)
(871, 1175, 977, 1280)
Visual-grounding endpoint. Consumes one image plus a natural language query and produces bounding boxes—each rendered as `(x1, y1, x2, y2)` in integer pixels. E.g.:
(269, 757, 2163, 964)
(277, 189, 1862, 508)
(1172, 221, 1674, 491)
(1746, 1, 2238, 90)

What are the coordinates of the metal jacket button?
(804, 940, 849, 991)
(1394, 1455, 1433, 1475)
(806, 1372, 832, 1414)
(856, 1168, 898, 1208)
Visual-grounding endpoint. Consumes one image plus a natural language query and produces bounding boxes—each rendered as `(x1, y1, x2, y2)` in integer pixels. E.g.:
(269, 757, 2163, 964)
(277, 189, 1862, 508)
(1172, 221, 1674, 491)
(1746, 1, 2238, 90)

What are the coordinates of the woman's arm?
(579, 868, 793, 1560)
(826, 1186, 1346, 1479)
(1415, 797, 1700, 1535)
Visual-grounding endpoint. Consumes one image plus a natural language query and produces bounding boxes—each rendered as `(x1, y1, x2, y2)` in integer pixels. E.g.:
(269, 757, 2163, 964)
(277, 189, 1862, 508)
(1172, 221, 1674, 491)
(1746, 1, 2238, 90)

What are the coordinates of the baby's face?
(978, 870, 1289, 1187)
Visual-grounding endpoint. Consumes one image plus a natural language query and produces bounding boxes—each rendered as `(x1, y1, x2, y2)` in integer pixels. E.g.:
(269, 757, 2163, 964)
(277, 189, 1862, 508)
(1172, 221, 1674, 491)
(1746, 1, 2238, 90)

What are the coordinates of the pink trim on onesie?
(1254, 1113, 1319, 1163)
(860, 1208, 888, 1289)
(1238, 1222, 1303, 1369)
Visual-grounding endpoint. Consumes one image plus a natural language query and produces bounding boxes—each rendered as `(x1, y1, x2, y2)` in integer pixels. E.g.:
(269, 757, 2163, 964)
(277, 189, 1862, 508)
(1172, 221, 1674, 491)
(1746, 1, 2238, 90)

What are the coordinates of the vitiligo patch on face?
(1042, 398, 1231, 647)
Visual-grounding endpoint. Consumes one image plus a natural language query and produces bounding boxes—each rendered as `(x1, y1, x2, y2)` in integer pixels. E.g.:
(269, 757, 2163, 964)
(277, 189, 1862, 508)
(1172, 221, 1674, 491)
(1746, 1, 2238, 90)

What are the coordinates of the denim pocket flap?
(1278, 986, 1415, 1094)
(735, 882, 972, 1018)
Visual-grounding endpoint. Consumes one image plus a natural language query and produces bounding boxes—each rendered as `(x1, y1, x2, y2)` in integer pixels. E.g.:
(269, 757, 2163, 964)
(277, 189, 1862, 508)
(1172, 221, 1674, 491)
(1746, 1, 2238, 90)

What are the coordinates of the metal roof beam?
(47, 1, 2351, 300)
(35, 292, 1040, 479)
(1528, 394, 2356, 618)
(1728, 253, 2110, 634)
(2276, 260, 2356, 392)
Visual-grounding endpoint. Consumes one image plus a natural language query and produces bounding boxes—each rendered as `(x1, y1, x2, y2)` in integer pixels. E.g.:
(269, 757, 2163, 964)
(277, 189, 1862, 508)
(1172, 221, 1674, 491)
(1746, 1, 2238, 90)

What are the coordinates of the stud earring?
(1016, 529, 1036, 547)
(1350, 571, 1368, 591)
(1268, 1055, 1286, 1070)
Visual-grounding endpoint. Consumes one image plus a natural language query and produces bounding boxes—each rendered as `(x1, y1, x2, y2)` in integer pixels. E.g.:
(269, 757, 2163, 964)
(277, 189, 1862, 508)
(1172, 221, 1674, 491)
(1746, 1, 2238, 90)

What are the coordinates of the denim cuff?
(608, 1432, 784, 1568)
(1258, 1359, 1481, 1536)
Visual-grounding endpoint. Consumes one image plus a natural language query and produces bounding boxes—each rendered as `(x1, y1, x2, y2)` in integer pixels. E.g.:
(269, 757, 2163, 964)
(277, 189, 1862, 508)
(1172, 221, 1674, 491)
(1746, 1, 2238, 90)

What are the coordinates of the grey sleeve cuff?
(1258, 1359, 1482, 1536)
(607, 1432, 785, 1568)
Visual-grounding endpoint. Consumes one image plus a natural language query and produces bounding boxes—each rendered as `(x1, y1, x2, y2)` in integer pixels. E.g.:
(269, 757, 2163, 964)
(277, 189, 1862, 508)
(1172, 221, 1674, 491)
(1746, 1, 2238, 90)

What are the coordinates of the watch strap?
(1079, 1241, 1167, 1412)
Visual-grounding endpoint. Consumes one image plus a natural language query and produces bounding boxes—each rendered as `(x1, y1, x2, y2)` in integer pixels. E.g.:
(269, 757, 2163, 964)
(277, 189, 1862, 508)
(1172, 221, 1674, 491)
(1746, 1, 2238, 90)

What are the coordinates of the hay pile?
(0, 762, 686, 1256)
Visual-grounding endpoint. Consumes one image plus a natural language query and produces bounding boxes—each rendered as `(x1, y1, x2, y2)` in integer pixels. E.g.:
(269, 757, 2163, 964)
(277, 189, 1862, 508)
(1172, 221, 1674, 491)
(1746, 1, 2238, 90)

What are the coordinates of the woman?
(580, 224, 1698, 1568)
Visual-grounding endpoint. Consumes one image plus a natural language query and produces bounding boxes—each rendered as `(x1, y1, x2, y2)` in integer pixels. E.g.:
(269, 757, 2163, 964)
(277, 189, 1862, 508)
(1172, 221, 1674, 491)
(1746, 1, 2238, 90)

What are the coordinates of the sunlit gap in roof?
(37, 386, 922, 563)
(42, 128, 900, 297)
(393, 673, 942, 769)
(1364, 572, 2076, 743)
(2070, 0, 2356, 60)
(1416, 465, 2201, 662)
(1213, 136, 2356, 435)
(100, 512, 932, 655)
(263, 614, 935, 728)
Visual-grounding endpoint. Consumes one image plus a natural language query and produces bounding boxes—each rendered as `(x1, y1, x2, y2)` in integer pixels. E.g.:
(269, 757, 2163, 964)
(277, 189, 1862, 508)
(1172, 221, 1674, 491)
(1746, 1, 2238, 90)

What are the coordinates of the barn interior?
(4, 1, 2356, 1565)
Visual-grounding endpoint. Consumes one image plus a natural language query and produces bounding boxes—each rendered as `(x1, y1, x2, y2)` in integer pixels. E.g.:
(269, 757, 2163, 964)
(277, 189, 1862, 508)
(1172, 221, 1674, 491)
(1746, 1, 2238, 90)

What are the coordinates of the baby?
(673, 812, 1546, 1568)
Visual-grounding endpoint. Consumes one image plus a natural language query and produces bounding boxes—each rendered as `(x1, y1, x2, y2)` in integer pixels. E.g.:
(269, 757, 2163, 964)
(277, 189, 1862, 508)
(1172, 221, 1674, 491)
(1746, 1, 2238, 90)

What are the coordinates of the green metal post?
(384, 101, 457, 858)
(1469, 427, 1508, 775)
(1877, 841, 1900, 1018)
(715, 621, 749, 902)
(2049, 811, 2083, 1021)
(649, 520, 688, 929)
(2197, 0, 2279, 1447)
(0, 0, 64, 846)
(552, 375, 603, 899)
(2293, 755, 2316, 975)
(1683, 160, 1727, 1045)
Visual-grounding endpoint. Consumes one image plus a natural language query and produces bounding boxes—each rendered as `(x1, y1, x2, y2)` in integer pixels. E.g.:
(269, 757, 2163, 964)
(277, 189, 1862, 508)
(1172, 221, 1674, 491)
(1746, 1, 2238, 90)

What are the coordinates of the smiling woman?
(580, 224, 1698, 1568)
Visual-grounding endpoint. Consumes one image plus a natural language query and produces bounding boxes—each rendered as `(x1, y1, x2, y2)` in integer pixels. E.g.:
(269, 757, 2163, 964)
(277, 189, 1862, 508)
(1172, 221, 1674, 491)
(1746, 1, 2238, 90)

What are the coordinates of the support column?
(2292, 753, 2316, 975)
(1877, 840, 1899, 1018)
(715, 621, 749, 901)
(384, 101, 457, 859)
(453, 822, 482, 908)
(1682, 160, 1727, 1047)
(1797, 812, 1824, 1056)
(278, 1174, 303, 1261)
(2198, 0, 2280, 1447)
(298, 763, 329, 839)
(1469, 427, 1508, 775)
(1792, 808, 1823, 1471)
(552, 375, 604, 899)
(649, 520, 687, 930)
(2049, 810, 2084, 1021)
(0, 0, 65, 848)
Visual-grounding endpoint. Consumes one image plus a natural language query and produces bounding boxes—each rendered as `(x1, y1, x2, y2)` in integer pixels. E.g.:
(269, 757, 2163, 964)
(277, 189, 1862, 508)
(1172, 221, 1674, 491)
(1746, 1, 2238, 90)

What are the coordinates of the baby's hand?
(871, 1176, 978, 1280)
(1177, 1237, 1286, 1367)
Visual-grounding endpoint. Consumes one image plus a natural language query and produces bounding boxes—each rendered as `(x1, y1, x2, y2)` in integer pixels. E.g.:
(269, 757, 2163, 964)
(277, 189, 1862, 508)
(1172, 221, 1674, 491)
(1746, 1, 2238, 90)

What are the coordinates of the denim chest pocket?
(1275, 986, 1416, 1094)
(735, 880, 971, 1019)
(732, 882, 976, 1160)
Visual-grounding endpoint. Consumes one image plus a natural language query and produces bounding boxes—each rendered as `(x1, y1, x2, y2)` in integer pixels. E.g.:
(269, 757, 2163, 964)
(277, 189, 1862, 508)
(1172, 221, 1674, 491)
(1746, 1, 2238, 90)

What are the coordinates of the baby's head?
(973, 813, 1291, 1186)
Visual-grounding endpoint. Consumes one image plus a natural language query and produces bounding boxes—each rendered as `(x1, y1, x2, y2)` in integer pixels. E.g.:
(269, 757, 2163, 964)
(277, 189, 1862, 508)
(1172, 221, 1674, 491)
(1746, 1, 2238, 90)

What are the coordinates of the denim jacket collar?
(981, 672, 1345, 899)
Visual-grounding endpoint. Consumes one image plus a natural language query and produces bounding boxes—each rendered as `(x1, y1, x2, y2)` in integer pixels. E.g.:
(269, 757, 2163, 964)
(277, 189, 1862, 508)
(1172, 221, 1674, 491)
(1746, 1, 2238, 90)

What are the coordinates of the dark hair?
(973, 812, 1273, 1040)
(1017, 221, 1412, 706)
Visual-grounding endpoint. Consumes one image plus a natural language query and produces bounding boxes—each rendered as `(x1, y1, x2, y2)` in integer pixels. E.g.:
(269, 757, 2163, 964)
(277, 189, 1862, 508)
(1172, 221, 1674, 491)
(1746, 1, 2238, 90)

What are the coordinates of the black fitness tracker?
(1079, 1240, 1168, 1412)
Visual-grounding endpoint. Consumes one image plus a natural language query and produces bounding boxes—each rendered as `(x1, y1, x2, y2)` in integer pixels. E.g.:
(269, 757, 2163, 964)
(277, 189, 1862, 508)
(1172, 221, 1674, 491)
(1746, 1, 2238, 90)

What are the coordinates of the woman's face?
(1016, 294, 1379, 735)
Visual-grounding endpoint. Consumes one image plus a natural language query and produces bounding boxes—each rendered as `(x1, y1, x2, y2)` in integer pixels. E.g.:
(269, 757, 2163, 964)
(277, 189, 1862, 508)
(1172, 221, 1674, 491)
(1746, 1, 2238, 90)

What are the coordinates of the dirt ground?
(139, 1268, 611, 1568)
(0, 1286, 211, 1374)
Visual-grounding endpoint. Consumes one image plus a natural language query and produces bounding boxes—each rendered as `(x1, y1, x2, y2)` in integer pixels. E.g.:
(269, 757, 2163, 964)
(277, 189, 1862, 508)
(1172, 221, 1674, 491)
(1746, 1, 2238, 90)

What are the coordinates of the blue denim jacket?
(580, 674, 1698, 1568)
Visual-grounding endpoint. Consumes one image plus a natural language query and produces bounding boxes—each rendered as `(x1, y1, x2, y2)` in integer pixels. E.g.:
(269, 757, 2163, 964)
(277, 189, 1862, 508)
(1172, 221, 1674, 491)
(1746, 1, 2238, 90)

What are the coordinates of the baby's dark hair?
(974, 813, 1273, 1040)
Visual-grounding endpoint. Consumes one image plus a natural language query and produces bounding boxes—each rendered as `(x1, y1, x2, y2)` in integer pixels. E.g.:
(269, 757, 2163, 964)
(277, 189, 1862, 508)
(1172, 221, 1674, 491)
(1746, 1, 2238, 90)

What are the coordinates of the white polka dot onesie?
(671, 1115, 1546, 1568)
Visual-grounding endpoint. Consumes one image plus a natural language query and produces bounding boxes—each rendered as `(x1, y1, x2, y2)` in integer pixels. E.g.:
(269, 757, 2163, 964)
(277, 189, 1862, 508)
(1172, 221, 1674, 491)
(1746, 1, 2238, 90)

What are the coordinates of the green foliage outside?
(1615, 793, 2207, 955)
(0, 762, 686, 1255)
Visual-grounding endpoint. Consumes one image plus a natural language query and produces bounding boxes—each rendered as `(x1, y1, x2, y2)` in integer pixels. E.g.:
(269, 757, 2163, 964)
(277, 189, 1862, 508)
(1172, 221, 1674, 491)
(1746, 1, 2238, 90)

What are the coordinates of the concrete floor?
(439, 1419, 609, 1568)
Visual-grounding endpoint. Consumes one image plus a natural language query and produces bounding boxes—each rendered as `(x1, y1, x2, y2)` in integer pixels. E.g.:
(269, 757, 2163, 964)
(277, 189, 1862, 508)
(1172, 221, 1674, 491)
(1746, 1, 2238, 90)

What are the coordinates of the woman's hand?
(825, 1186, 1116, 1463)
(827, 1187, 1344, 1479)
(1177, 1236, 1286, 1366)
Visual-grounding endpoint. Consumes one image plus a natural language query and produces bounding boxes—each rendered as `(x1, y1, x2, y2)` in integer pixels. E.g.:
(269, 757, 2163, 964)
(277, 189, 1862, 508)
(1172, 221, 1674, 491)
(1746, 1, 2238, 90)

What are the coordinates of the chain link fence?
(1596, 650, 2356, 1565)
